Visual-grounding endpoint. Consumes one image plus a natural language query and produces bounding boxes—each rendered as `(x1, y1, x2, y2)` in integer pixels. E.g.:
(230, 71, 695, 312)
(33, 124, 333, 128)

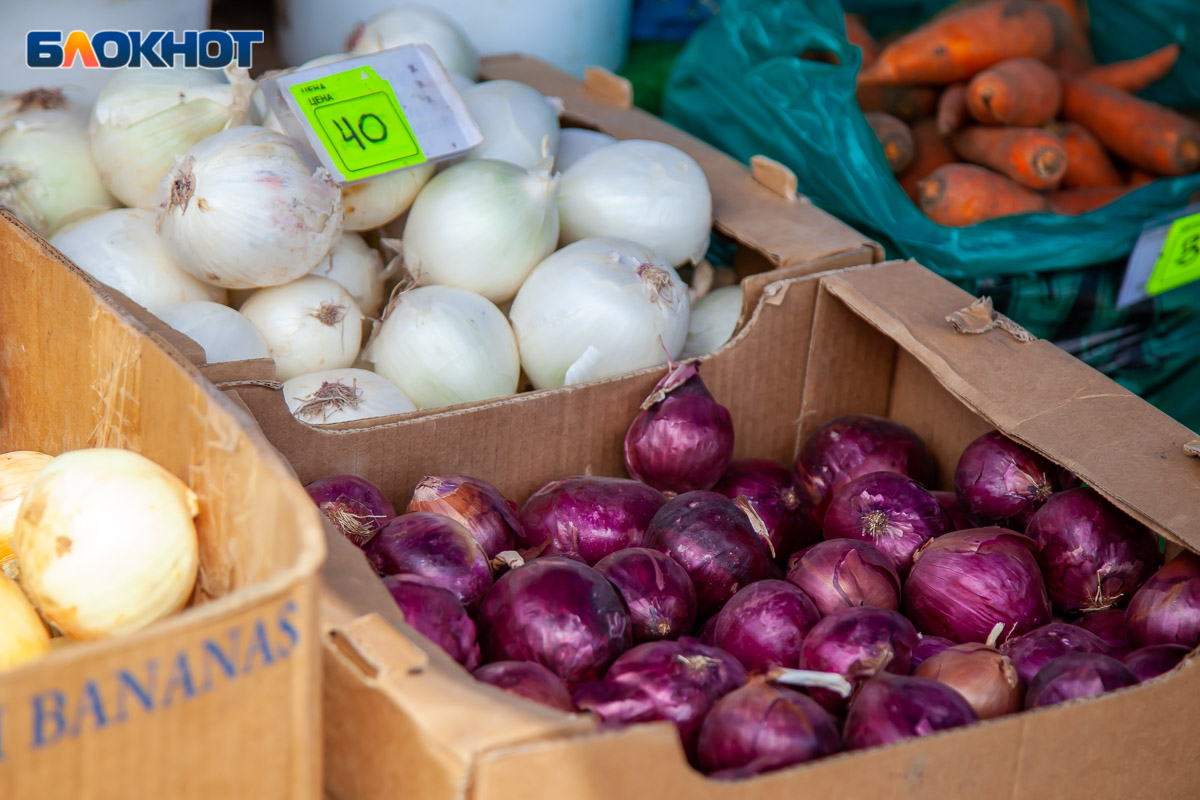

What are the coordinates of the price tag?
(1117, 202, 1200, 308)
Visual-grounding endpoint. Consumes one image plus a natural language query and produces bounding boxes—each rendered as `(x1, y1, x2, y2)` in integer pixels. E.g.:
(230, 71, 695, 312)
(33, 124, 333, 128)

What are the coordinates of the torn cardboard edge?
(582, 66, 632, 108)
(945, 296, 1036, 342)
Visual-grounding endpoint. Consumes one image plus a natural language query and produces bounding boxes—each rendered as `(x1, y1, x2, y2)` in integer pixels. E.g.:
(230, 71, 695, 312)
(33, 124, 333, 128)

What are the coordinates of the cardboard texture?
(0, 212, 326, 799)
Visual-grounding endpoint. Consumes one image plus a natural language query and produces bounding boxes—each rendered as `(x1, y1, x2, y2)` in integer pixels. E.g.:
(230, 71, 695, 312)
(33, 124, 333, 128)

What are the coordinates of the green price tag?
(289, 65, 426, 181)
(1148, 213, 1200, 296)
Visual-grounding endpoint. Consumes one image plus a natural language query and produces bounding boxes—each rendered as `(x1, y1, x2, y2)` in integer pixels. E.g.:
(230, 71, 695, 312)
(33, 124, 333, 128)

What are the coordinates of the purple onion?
(644, 491, 773, 617)
(954, 431, 1066, 531)
(473, 661, 574, 712)
(1024, 652, 1138, 709)
(795, 414, 936, 525)
(695, 614, 718, 646)
(476, 556, 631, 684)
(382, 574, 479, 669)
(712, 580, 821, 672)
(713, 459, 820, 565)
(364, 512, 492, 609)
(933, 490, 970, 531)
(624, 361, 734, 494)
(1027, 487, 1159, 613)
(306, 473, 396, 547)
(696, 682, 841, 775)
(406, 475, 523, 559)
(904, 527, 1051, 644)
(797, 606, 919, 712)
(595, 547, 697, 642)
(1123, 644, 1190, 681)
(518, 476, 666, 564)
(1077, 609, 1132, 658)
(785, 539, 901, 617)
(823, 471, 948, 576)
(1126, 551, 1200, 648)
(910, 635, 956, 670)
(998, 623, 1110, 684)
(843, 673, 978, 750)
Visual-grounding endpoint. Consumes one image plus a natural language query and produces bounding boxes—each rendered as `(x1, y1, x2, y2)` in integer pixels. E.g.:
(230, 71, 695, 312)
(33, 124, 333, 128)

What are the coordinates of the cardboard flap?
(750, 155, 799, 202)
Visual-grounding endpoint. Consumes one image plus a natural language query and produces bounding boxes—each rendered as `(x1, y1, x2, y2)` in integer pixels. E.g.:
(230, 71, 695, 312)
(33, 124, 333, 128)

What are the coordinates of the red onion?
(1024, 652, 1137, 709)
(713, 459, 820, 565)
(406, 475, 523, 559)
(712, 580, 821, 672)
(1027, 487, 1159, 613)
(785, 539, 900, 617)
(904, 527, 1051, 644)
(954, 431, 1065, 531)
(624, 361, 734, 494)
(843, 673, 978, 750)
(382, 574, 479, 669)
(364, 512, 492, 609)
(999, 622, 1110, 684)
(696, 682, 841, 775)
(910, 635, 955, 669)
(932, 490, 970, 531)
(473, 661, 575, 712)
(1123, 644, 1191, 681)
(695, 614, 718, 646)
(1126, 551, 1200, 648)
(823, 471, 948, 576)
(795, 414, 936, 525)
(644, 491, 773, 617)
(796, 606, 918, 712)
(1077, 609, 1132, 658)
(476, 556, 631, 684)
(913, 642, 1022, 719)
(306, 473, 396, 547)
(518, 476, 666, 564)
(595, 547, 697, 642)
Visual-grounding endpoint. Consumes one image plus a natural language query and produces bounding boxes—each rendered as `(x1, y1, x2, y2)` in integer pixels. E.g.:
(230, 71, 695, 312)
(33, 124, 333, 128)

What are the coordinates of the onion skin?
(1024, 652, 1138, 709)
(823, 471, 948, 576)
(713, 459, 820, 566)
(363, 512, 492, 610)
(644, 491, 773, 617)
(624, 362, 734, 495)
(999, 622, 1110, 684)
(1077, 609, 1132, 658)
(954, 431, 1065, 531)
(695, 614, 719, 646)
(786, 539, 901, 617)
(1123, 644, 1191, 682)
(383, 574, 479, 669)
(696, 682, 842, 775)
(305, 473, 396, 548)
(477, 556, 632, 684)
(904, 527, 1051, 644)
(407, 475, 523, 559)
(473, 661, 574, 712)
(1027, 487, 1159, 613)
(595, 547, 697, 642)
(910, 635, 955, 670)
(518, 476, 666, 564)
(932, 490, 971, 531)
(843, 673, 978, 750)
(914, 642, 1022, 719)
(1126, 551, 1200, 649)
(795, 414, 936, 525)
(713, 580, 821, 672)
(797, 606, 919, 712)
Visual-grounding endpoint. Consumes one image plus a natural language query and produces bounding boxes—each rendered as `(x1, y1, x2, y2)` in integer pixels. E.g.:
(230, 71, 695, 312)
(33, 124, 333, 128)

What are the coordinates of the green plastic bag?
(663, 0, 1200, 430)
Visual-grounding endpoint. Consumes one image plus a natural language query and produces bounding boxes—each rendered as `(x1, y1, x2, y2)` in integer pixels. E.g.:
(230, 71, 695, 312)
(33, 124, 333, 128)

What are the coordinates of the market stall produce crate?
(231, 257, 1200, 799)
(0, 211, 326, 800)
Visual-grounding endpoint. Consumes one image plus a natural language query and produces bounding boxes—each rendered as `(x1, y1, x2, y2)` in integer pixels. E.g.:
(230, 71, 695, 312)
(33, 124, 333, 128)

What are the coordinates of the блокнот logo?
(26, 30, 264, 69)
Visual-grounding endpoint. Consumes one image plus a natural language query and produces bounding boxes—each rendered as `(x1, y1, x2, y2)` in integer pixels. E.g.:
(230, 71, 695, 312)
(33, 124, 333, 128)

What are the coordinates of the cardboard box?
(235, 258, 1200, 800)
(0, 212, 327, 799)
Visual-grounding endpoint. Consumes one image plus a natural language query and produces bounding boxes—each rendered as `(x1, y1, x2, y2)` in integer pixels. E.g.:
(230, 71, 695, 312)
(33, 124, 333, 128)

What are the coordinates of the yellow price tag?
(1148, 213, 1200, 296)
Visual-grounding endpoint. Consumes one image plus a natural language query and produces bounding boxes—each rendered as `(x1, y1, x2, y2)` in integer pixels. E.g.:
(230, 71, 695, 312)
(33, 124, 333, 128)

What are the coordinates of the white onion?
(509, 237, 690, 389)
(0, 109, 116, 236)
(348, 6, 479, 79)
(343, 164, 434, 231)
(450, 73, 476, 94)
(282, 367, 415, 424)
(50, 209, 227, 311)
(240, 275, 364, 381)
(555, 128, 617, 173)
(308, 232, 387, 317)
(155, 301, 270, 363)
(462, 81, 560, 169)
(155, 125, 344, 289)
(682, 285, 742, 358)
(368, 285, 519, 409)
(402, 159, 558, 303)
(558, 139, 713, 266)
(89, 66, 254, 209)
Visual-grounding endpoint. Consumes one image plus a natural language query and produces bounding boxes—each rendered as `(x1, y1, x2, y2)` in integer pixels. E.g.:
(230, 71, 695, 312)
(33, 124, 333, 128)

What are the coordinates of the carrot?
(1048, 121, 1122, 189)
(1060, 73, 1200, 175)
(858, 0, 1068, 85)
(1084, 44, 1181, 93)
(1128, 170, 1158, 187)
(1047, 186, 1130, 215)
(845, 14, 880, 68)
(856, 85, 938, 122)
(966, 57, 1061, 126)
(865, 112, 915, 174)
(1042, 0, 1094, 72)
(900, 119, 956, 201)
(951, 126, 1068, 189)
(919, 163, 1049, 226)
(937, 83, 967, 136)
